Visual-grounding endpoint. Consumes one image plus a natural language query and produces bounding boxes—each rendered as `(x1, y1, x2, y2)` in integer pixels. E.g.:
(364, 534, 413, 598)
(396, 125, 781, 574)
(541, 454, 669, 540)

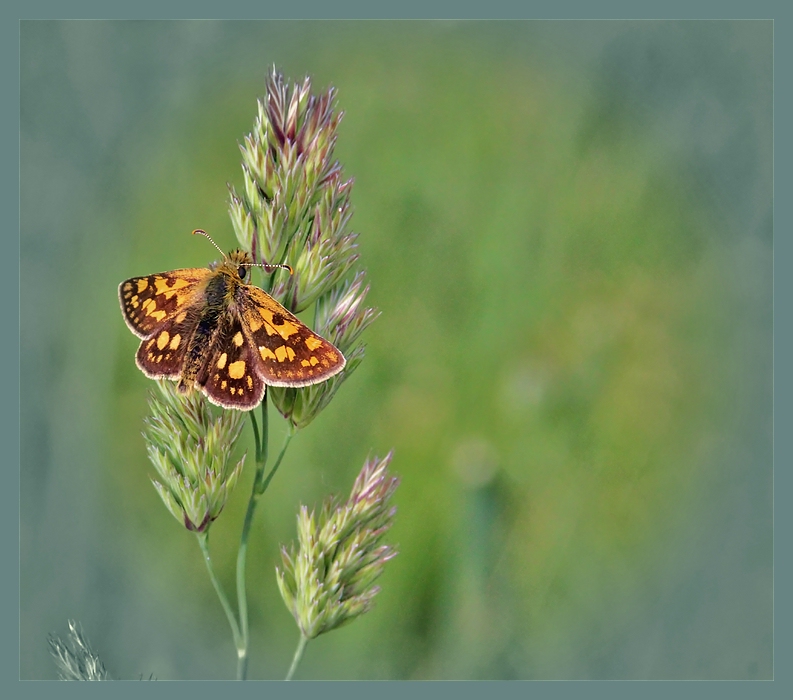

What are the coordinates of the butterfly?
(118, 231, 345, 410)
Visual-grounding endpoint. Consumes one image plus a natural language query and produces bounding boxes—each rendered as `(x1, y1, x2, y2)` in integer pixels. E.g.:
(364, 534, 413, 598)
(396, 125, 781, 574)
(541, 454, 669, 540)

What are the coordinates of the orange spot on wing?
(154, 277, 190, 296)
(228, 361, 246, 379)
(276, 320, 299, 339)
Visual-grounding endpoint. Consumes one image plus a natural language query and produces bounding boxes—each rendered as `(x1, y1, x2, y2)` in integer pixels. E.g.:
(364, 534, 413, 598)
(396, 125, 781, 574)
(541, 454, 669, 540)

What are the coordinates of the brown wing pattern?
(238, 285, 346, 388)
(198, 316, 267, 410)
(118, 268, 210, 339)
(135, 308, 200, 380)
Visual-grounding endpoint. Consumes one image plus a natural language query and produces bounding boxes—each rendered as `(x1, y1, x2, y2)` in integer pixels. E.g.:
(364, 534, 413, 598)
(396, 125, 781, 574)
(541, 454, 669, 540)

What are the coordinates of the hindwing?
(135, 307, 200, 379)
(197, 315, 267, 410)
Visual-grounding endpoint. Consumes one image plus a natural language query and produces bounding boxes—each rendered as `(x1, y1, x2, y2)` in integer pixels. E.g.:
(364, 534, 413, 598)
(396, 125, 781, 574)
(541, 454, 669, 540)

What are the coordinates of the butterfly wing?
(197, 315, 267, 410)
(237, 285, 346, 388)
(118, 268, 211, 339)
(134, 308, 202, 380)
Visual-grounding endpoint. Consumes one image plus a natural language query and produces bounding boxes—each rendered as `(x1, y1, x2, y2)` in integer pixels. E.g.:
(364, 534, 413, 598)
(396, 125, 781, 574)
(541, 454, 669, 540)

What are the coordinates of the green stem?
(235, 395, 295, 680)
(285, 634, 308, 681)
(258, 428, 294, 495)
(235, 397, 268, 680)
(197, 532, 244, 667)
(250, 401, 263, 466)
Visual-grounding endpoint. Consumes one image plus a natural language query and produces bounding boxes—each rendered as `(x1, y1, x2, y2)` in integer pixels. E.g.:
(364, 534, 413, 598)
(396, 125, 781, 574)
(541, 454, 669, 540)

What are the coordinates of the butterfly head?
(223, 249, 254, 282)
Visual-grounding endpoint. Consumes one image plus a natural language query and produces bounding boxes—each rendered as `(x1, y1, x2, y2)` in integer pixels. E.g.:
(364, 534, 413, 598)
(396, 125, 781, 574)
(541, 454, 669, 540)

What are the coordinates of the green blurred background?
(20, 21, 772, 679)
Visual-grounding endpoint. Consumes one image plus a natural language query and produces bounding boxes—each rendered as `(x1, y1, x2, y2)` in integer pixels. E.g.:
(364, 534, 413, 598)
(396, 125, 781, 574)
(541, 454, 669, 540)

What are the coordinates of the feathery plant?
(51, 68, 397, 681)
(48, 621, 109, 681)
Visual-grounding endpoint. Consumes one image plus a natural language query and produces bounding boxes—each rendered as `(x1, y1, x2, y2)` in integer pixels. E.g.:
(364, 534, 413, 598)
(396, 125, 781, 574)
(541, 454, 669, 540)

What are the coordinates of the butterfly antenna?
(246, 260, 294, 276)
(192, 229, 226, 259)
(192, 228, 293, 275)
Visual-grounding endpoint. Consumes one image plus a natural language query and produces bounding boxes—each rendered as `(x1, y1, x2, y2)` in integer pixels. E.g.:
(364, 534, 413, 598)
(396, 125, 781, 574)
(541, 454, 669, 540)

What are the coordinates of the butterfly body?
(176, 255, 242, 394)
(119, 249, 345, 410)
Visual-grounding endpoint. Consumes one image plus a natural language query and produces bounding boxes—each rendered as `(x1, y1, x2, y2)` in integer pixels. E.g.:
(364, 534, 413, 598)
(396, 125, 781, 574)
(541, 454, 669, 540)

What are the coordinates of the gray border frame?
(6, 2, 788, 698)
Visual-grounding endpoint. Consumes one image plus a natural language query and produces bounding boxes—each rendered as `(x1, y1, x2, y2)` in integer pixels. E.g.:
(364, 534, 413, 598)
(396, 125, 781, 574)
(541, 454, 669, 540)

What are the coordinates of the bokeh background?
(20, 21, 772, 680)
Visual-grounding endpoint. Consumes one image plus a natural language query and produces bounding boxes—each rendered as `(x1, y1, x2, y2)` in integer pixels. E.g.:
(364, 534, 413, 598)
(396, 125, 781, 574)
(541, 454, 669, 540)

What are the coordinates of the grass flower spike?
(143, 380, 246, 532)
(276, 452, 399, 646)
(228, 67, 349, 309)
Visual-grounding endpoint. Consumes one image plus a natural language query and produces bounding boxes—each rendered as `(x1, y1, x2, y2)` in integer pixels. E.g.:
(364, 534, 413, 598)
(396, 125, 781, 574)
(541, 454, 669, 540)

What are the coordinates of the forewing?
(198, 315, 267, 410)
(119, 268, 210, 338)
(135, 308, 200, 379)
(238, 285, 346, 388)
